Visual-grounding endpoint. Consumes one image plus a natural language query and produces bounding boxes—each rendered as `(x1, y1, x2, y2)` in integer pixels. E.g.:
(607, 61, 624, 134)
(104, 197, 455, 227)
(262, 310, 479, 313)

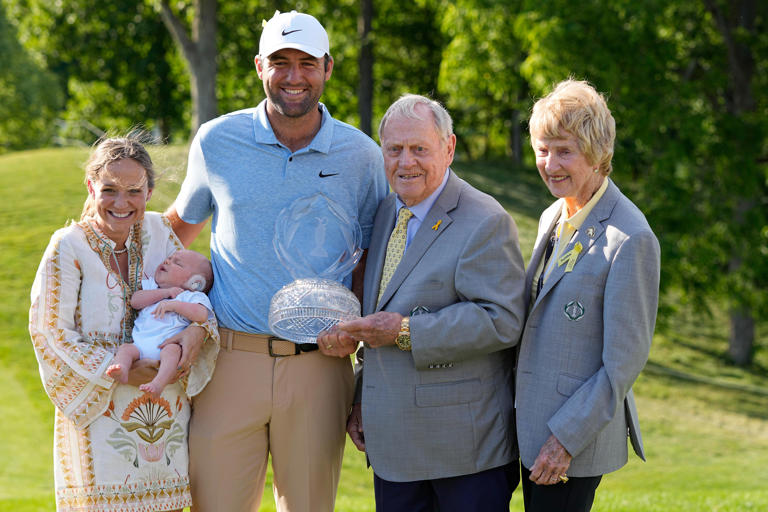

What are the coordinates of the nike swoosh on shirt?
(318, 171, 339, 178)
(282, 29, 302, 36)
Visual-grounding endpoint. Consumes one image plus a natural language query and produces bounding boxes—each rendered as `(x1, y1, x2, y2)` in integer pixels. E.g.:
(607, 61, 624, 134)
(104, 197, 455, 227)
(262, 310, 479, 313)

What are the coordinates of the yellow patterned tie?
(377, 207, 413, 305)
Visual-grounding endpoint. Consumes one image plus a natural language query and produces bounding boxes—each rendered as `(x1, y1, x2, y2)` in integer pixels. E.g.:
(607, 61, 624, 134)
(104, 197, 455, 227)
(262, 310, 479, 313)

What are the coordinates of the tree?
(357, 0, 373, 136)
(157, 0, 217, 136)
(437, 0, 528, 161)
(5, 0, 187, 142)
(0, 1, 63, 151)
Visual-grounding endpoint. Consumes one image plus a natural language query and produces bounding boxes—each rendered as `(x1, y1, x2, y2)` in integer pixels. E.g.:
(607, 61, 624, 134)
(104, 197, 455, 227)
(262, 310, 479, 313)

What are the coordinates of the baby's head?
(154, 250, 213, 293)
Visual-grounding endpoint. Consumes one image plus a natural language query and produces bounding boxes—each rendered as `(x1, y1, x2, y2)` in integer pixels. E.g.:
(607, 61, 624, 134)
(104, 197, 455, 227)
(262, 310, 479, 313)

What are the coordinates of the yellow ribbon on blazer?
(557, 242, 583, 273)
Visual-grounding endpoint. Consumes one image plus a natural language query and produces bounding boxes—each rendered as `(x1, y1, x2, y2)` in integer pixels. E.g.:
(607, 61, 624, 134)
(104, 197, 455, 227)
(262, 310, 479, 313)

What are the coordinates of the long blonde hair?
(80, 136, 155, 220)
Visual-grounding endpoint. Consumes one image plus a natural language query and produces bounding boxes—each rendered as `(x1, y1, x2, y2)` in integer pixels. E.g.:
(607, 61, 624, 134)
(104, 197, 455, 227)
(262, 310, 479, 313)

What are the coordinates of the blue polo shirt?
(175, 100, 389, 333)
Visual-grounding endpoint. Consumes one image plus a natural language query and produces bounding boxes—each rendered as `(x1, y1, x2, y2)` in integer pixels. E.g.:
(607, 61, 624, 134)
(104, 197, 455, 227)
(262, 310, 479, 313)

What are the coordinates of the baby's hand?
(166, 287, 185, 299)
(152, 300, 178, 319)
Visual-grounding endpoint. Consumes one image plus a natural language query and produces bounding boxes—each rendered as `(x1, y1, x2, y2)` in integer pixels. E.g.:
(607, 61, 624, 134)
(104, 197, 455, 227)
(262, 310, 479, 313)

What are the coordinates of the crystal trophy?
(268, 193, 362, 343)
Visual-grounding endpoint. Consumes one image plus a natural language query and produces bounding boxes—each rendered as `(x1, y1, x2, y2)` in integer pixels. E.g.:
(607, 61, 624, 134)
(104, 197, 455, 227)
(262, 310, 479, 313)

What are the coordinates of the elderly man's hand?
(317, 324, 359, 357)
(529, 434, 572, 486)
(159, 324, 206, 379)
(335, 312, 403, 348)
(346, 402, 365, 452)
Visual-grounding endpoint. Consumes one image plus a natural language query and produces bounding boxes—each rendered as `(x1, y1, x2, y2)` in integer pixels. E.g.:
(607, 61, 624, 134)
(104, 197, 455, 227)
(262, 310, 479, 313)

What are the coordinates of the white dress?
(29, 212, 219, 512)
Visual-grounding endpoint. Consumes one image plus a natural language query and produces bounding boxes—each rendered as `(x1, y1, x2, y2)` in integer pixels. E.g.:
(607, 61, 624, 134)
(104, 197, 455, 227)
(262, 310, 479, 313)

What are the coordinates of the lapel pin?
(586, 226, 595, 238)
(557, 242, 583, 273)
(564, 300, 585, 321)
(432, 220, 442, 231)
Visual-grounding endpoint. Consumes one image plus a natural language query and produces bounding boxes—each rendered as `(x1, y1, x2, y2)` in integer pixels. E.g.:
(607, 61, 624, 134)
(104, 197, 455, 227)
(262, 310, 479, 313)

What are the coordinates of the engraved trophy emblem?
(268, 193, 362, 343)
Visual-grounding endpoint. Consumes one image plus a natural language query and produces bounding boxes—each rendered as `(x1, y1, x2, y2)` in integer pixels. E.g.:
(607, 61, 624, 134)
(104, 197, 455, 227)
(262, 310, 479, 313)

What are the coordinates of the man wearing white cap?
(165, 10, 388, 512)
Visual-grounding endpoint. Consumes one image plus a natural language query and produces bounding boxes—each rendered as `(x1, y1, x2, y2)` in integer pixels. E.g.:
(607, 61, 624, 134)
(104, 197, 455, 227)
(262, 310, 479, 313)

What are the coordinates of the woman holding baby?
(29, 135, 219, 511)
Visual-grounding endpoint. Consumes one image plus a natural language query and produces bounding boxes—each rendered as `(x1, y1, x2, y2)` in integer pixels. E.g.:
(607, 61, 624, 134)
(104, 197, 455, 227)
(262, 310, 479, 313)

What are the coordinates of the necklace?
(113, 246, 128, 255)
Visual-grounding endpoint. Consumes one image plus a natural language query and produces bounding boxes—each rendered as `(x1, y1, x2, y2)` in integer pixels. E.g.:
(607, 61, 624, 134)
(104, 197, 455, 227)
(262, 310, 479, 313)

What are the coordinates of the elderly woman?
(29, 137, 218, 511)
(515, 79, 660, 511)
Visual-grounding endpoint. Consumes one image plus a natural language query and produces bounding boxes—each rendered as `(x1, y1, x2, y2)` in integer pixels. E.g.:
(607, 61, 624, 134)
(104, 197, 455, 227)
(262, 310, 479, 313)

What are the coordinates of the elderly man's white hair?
(378, 94, 453, 144)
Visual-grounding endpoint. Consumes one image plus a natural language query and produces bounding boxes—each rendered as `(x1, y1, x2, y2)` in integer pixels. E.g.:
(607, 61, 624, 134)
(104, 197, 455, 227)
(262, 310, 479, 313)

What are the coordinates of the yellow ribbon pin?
(557, 242, 582, 272)
(432, 220, 442, 231)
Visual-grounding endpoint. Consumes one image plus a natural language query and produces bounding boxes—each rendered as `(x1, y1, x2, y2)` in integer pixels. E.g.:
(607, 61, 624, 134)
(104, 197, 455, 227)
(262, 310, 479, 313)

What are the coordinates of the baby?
(107, 249, 214, 398)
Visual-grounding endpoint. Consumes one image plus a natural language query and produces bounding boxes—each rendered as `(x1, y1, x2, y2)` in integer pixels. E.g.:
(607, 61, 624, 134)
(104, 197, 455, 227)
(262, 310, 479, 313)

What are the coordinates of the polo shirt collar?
(251, 99, 334, 154)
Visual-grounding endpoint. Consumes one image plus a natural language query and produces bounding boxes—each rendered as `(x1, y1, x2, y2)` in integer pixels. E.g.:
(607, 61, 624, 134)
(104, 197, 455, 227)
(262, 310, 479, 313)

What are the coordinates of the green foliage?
(438, 0, 528, 159)
(6, 0, 188, 143)
(0, 2, 63, 152)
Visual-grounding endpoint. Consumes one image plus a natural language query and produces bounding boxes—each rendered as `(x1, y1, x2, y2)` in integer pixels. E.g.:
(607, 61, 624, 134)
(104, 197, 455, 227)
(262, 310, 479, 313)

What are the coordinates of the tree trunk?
(728, 307, 754, 366)
(159, 0, 218, 137)
(357, 0, 374, 137)
(706, 0, 757, 364)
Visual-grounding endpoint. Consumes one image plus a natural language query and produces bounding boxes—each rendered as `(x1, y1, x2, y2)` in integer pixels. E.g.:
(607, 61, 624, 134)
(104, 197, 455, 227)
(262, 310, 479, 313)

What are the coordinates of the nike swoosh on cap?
(282, 29, 302, 36)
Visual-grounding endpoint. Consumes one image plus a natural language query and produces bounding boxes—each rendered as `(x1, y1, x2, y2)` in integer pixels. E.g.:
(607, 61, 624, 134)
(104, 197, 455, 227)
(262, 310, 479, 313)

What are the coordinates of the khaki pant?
(189, 331, 354, 512)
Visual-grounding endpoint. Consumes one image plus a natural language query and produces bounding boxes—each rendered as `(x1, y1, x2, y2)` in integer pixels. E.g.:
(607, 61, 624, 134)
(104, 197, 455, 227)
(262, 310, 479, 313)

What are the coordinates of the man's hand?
(317, 324, 359, 358)
(346, 402, 365, 452)
(159, 324, 206, 377)
(336, 312, 403, 348)
(529, 434, 572, 486)
(126, 359, 160, 386)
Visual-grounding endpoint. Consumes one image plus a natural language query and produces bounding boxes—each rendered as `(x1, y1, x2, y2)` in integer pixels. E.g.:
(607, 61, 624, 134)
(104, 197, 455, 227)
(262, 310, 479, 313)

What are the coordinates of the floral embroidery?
(103, 395, 186, 466)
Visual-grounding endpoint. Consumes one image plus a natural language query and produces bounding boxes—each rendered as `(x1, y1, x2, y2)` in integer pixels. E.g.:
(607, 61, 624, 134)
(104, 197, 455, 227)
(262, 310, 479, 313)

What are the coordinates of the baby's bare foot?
(139, 381, 164, 399)
(107, 364, 129, 384)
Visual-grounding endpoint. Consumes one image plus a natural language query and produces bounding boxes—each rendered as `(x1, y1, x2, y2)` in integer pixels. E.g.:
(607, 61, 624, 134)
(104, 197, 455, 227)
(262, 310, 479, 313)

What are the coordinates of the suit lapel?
(363, 195, 396, 315)
(525, 203, 562, 304)
(375, 171, 460, 311)
(534, 180, 620, 307)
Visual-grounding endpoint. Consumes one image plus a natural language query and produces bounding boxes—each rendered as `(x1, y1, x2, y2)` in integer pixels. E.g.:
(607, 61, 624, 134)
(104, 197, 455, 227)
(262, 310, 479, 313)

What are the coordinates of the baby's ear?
(186, 275, 206, 292)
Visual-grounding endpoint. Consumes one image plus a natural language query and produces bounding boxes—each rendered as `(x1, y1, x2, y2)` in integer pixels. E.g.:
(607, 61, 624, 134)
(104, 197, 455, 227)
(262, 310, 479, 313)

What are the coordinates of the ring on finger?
(559, 474, 569, 483)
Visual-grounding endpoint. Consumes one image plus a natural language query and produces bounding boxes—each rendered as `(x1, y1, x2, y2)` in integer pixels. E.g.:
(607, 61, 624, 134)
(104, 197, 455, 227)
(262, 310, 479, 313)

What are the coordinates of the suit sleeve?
(409, 211, 526, 369)
(547, 230, 660, 457)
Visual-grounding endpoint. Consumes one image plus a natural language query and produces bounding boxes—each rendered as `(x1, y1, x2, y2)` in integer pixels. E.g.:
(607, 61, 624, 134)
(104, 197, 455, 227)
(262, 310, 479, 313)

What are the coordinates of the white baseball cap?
(259, 10, 329, 59)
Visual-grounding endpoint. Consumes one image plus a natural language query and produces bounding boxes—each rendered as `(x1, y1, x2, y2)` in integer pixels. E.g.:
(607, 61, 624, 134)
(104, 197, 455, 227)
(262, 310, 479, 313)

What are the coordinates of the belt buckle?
(268, 336, 299, 357)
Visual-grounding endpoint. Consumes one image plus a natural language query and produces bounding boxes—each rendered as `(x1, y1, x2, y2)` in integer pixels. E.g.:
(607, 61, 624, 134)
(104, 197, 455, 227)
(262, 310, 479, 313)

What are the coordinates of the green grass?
(1, 147, 767, 510)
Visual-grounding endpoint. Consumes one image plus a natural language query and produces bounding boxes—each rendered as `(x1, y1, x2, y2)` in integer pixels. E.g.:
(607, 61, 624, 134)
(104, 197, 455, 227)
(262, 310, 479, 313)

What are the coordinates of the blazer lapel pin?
(431, 220, 442, 231)
(586, 226, 596, 238)
(557, 242, 583, 273)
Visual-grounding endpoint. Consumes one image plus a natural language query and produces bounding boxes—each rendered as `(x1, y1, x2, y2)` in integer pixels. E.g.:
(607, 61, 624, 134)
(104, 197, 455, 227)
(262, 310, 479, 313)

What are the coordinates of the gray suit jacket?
(359, 171, 526, 482)
(516, 179, 660, 477)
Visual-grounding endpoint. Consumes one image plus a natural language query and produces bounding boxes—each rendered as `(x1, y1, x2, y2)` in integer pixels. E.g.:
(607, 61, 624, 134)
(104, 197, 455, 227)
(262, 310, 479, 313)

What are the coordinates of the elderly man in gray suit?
(516, 79, 660, 512)
(318, 94, 526, 511)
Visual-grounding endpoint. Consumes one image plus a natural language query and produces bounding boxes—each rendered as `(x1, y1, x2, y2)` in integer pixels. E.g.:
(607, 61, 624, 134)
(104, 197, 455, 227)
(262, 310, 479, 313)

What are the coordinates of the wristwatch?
(395, 316, 411, 351)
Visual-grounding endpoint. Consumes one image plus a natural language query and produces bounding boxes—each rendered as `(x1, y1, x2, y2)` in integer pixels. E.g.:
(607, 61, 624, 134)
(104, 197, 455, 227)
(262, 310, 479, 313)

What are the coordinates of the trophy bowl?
(269, 278, 361, 344)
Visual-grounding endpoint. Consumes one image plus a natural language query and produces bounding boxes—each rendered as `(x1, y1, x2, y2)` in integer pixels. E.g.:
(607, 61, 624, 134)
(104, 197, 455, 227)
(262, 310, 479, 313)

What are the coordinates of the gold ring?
(326, 344, 333, 350)
(559, 474, 569, 483)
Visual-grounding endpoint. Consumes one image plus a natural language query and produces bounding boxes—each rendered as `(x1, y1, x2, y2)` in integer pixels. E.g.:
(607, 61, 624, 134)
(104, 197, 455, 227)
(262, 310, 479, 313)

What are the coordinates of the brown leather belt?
(220, 327, 318, 357)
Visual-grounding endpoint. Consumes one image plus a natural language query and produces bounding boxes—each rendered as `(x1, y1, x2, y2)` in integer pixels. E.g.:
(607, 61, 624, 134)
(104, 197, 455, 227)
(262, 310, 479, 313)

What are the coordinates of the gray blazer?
(359, 171, 526, 482)
(516, 179, 660, 477)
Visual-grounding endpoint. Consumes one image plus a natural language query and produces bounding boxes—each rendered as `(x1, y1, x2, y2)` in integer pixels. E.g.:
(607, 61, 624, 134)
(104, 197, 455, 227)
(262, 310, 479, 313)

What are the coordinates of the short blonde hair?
(529, 79, 615, 175)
